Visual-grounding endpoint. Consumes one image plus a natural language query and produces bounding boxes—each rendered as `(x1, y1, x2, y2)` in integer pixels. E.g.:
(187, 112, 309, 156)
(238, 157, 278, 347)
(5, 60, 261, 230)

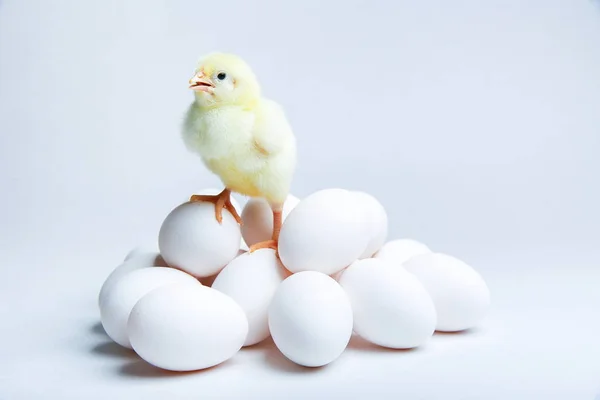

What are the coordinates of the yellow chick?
(182, 52, 297, 252)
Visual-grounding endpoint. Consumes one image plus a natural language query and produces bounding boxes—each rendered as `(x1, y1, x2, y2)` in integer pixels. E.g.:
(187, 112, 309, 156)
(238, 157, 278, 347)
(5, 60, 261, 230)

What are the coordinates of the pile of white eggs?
(98, 188, 491, 371)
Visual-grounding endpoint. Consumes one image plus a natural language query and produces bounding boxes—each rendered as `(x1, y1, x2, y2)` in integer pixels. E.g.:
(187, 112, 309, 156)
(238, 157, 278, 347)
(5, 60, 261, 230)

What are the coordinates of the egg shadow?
(119, 360, 194, 378)
(346, 335, 421, 354)
(253, 338, 322, 374)
(91, 341, 137, 359)
(118, 358, 235, 379)
(434, 328, 479, 337)
(90, 322, 108, 337)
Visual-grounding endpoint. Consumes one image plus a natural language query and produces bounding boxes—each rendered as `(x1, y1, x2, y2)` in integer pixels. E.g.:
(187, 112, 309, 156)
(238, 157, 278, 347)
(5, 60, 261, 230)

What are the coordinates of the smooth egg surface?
(403, 253, 491, 332)
(278, 189, 368, 275)
(353, 191, 388, 259)
(268, 271, 353, 367)
(199, 249, 248, 287)
(241, 194, 299, 247)
(124, 246, 160, 262)
(212, 249, 289, 346)
(128, 283, 248, 371)
(100, 267, 200, 348)
(98, 250, 167, 307)
(374, 239, 432, 265)
(158, 201, 241, 277)
(339, 258, 436, 349)
(191, 188, 246, 252)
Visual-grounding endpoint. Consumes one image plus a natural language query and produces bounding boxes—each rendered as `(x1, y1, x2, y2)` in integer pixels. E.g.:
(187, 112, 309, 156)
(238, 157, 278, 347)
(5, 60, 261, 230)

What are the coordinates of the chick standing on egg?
(182, 53, 297, 252)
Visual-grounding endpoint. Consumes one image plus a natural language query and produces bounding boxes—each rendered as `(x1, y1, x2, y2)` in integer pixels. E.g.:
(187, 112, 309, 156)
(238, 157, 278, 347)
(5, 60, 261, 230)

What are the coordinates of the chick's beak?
(189, 72, 214, 92)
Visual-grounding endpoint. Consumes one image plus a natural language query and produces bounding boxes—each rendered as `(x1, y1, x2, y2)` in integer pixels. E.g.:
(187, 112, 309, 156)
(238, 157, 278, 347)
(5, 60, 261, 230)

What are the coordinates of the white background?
(1, 0, 599, 398)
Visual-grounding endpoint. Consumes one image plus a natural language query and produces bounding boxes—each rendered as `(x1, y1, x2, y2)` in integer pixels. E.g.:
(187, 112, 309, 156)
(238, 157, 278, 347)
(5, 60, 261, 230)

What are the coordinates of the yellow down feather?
(182, 53, 296, 208)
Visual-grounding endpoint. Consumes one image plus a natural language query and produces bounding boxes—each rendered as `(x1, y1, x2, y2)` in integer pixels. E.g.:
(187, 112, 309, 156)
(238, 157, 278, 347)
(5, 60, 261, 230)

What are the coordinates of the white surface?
(268, 272, 353, 367)
(2, 252, 599, 399)
(1, 0, 600, 397)
(374, 239, 432, 265)
(404, 253, 492, 332)
(99, 267, 200, 348)
(278, 189, 368, 275)
(123, 248, 161, 262)
(128, 282, 248, 372)
(98, 251, 166, 306)
(354, 192, 388, 259)
(212, 249, 289, 346)
(339, 259, 437, 349)
(241, 194, 299, 247)
(158, 201, 241, 277)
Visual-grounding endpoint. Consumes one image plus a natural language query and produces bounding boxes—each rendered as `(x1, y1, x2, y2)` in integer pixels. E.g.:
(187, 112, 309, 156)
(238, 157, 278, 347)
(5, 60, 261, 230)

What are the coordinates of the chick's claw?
(224, 201, 242, 224)
(249, 239, 278, 253)
(189, 194, 218, 203)
(189, 190, 242, 225)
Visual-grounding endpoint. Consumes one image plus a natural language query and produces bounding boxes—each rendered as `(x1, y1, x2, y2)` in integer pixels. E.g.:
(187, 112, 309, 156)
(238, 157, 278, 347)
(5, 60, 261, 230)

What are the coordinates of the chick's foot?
(189, 189, 242, 224)
(249, 240, 278, 253)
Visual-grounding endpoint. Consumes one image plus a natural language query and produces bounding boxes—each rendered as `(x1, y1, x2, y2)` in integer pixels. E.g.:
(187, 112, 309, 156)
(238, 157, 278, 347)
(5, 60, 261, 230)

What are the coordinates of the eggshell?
(100, 267, 200, 348)
(186, 187, 249, 253)
(374, 239, 432, 265)
(241, 194, 300, 247)
(212, 249, 288, 346)
(278, 189, 368, 275)
(98, 250, 167, 307)
(128, 283, 248, 371)
(339, 258, 436, 348)
(124, 246, 159, 261)
(175, 189, 245, 250)
(158, 201, 241, 277)
(403, 253, 491, 332)
(353, 191, 388, 258)
(199, 249, 247, 287)
(268, 271, 353, 367)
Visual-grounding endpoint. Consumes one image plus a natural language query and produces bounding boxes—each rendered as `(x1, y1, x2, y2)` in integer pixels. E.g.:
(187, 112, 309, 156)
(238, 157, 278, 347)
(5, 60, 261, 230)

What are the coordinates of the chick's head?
(189, 53, 260, 109)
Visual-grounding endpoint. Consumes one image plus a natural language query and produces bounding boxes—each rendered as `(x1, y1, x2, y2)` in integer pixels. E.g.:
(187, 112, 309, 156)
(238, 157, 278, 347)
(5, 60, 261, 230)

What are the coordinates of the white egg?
(212, 249, 289, 346)
(98, 250, 167, 307)
(185, 188, 247, 250)
(191, 187, 243, 215)
(241, 194, 300, 247)
(158, 201, 241, 277)
(374, 239, 432, 265)
(353, 191, 388, 259)
(199, 249, 247, 287)
(278, 189, 368, 275)
(268, 271, 353, 367)
(100, 267, 200, 348)
(124, 246, 158, 261)
(128, 283, 248, 371)
(123, 248, 166, 265)
(403, 253, 491, 332)
(339, 258, 436, 349)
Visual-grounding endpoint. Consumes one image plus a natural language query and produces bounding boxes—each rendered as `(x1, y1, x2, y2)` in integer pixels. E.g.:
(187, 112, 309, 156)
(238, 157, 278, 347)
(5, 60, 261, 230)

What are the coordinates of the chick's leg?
(272, 210, 282, 241)
(190, 188, 242, 224)
(249, 210, 282, 253)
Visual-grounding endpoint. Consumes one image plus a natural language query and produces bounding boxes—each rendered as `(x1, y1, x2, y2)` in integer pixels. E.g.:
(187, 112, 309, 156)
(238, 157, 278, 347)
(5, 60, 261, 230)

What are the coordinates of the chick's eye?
(217, 72, 227, 81)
